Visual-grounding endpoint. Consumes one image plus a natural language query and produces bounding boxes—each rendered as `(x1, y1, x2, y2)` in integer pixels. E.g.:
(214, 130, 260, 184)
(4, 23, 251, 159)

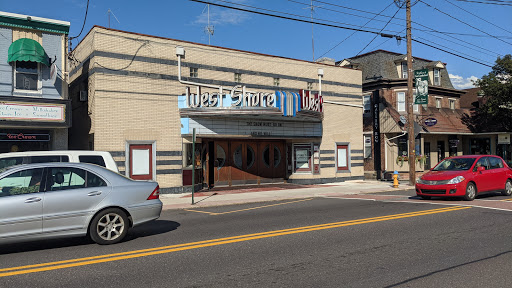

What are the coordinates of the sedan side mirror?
(477, 166, 486, 172)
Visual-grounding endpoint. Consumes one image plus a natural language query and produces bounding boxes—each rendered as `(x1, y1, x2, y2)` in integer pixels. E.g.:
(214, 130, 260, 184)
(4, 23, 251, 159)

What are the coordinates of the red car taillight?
(147, 185, 160, 200)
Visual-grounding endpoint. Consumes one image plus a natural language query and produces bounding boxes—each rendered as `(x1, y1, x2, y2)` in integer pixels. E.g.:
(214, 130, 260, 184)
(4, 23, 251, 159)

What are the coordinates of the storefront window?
(470, 138, 490, 155)
(294, 144, 311, 173)
(398, 135, 421, 156)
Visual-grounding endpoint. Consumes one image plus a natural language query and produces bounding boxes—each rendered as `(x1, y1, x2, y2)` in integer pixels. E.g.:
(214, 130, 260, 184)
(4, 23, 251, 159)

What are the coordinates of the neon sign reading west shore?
(180, 85, 323, 117)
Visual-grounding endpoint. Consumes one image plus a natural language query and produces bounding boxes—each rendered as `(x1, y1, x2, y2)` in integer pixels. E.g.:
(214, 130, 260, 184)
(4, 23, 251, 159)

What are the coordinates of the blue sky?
(4, 0, 511, 89)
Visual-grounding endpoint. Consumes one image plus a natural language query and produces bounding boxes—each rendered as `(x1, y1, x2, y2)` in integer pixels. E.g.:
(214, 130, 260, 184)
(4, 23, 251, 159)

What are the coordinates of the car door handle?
(87, 191, 102, 196)
(25, 197, 42, 203)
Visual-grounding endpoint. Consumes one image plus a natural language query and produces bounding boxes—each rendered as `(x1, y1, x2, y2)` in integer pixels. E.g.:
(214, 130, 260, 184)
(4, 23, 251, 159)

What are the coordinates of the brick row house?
(338, 50, 506, 179)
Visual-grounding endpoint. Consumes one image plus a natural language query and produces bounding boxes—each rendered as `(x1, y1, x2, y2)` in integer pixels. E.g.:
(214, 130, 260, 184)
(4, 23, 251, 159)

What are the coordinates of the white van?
(0, 151, 119, 172)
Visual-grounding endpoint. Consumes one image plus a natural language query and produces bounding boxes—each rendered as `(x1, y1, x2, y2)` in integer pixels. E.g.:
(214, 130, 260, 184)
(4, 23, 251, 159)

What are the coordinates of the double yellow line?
(0, 205, 469, 278)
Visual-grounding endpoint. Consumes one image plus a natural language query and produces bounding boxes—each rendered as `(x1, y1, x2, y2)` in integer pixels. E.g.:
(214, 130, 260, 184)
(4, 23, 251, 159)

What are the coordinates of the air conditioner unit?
(79, 90, 88, 102)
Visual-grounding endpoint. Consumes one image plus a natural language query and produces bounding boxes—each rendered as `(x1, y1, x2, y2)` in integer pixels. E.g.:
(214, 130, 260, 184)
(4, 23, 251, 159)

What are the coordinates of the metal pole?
(192, 128, 196, 205)
(406, 0, 416, 185)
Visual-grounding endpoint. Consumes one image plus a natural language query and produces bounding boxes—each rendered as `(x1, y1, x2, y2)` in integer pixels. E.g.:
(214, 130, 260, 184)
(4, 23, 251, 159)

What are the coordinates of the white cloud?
(449, 74, 479, 89)
(193, 3, 250, 26)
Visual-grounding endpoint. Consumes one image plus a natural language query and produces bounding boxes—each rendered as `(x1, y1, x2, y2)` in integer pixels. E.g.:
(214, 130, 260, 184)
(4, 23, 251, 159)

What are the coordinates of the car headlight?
(447, 176, 465, 184)
(416, 177, 426, 184)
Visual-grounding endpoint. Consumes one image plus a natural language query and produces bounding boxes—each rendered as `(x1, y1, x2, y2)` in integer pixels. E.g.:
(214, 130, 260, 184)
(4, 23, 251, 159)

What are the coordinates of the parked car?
(0, 150, 119, 173)
(416, 155, 512, 201)
(0, 162, 162, 245)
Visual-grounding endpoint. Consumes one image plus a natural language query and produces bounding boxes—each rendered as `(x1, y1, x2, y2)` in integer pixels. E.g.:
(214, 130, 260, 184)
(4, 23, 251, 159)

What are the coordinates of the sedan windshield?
(433, 158, 476, 171)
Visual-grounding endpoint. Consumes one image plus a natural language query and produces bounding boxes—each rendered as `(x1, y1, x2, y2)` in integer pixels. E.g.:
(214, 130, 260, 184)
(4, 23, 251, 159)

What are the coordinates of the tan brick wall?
(70, 27, 364, 190)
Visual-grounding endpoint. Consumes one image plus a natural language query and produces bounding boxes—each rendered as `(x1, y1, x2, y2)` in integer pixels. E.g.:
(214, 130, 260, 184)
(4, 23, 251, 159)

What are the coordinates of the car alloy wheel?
(90, 208, 129, 245)
(464, 182, 476, 201)
(502, 179, 512, 196)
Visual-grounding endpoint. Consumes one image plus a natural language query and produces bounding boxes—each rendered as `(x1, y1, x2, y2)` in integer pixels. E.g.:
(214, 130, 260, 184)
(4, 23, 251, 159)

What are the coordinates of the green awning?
(7, 38, 49, 66)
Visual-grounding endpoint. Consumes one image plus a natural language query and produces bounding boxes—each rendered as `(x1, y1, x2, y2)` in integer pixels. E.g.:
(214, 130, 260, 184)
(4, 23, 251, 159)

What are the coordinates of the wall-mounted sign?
(498, 134, 511, 144)
(179, 84, 323, 117)
(424, 118, 437, 127)
(0, 102, 65, 122)
(414, 69, 429, 104)
(0, 133, 50, 142)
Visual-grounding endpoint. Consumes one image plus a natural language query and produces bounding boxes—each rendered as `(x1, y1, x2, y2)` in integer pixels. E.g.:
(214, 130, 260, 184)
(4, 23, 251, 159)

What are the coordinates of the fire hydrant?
(393, 170, 399, 188)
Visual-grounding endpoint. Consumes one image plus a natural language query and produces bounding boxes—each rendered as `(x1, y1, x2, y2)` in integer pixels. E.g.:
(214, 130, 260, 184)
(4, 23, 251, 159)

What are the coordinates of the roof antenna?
(107, 8, 121, 28)
(204, 4, 214, 45)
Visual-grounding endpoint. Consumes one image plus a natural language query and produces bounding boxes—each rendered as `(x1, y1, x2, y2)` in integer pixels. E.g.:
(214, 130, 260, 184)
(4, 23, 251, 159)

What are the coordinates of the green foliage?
(462, 55, 512, 132)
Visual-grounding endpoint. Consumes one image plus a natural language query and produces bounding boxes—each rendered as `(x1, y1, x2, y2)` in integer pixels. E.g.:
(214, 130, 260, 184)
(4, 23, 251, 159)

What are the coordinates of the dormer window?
(433, 68, 441, 85)
(401, 62, 408, 79)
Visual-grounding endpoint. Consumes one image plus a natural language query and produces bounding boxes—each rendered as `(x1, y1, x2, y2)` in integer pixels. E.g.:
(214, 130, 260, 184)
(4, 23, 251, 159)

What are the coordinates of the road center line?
(0, 206, 470, 278)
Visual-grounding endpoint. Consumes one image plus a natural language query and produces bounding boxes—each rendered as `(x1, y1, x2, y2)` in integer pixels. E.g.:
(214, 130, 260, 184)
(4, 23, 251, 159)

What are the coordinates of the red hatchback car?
(416, 155, 512, 201)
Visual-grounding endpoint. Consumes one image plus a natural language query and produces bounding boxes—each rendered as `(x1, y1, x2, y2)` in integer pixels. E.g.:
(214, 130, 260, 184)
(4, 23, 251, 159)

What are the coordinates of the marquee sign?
(0, 102, 65, 122)
(179, 84, 323, 117)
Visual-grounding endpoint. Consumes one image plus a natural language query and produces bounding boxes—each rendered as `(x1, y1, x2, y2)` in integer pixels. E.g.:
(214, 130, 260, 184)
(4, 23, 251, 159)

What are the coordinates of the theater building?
(0, 12, 70, 153)
(69, 26, 364, 193)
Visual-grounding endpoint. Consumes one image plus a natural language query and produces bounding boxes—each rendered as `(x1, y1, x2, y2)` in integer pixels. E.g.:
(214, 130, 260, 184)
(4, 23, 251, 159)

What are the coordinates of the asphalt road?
(1, 192, 512, 287)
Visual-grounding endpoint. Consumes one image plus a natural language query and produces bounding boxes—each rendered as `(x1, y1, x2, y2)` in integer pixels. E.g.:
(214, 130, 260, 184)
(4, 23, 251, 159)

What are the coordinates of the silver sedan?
(0, 162, 162, 245)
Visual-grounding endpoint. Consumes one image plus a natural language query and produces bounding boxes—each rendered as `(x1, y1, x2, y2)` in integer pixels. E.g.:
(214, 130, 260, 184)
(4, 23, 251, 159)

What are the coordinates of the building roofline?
(346, 49, 447, 66)
(74, 25, 357, 70)
(0, 11, 70, 26)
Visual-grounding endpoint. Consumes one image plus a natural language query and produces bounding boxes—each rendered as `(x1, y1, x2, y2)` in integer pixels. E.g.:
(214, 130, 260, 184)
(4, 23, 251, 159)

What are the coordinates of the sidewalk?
(160, 180, 415, 210)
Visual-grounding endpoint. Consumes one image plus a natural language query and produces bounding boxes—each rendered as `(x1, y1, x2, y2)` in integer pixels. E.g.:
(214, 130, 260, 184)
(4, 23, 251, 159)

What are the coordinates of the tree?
(462, 55, 512, 132)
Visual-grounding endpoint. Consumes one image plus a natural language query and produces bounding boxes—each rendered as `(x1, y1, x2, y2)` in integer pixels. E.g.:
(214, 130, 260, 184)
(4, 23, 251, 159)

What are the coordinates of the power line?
(412, 38, 493, 67)
(416, 36, 494, 66)
(314, 0, 512, 39)
(356, 2, 404, 56)
(455, 0, 512, 5)
(69, 0, 90, 40)
(287, 0, 404, 28)
(317, 1, 395, 58)
(190, 0, 496, 68)
(214, 0, 401, 34)
(445, 0, 512, 36)
(190, 0, 401, 36)
(419, 0, 512, 46)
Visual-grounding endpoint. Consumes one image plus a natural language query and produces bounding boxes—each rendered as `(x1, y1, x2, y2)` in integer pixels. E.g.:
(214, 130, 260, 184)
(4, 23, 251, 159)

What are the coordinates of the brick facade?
(69, 26, 364, 193)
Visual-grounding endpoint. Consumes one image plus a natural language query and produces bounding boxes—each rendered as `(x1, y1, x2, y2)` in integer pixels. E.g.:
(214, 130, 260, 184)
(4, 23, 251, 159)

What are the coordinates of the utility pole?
(406, 0, 416, 185)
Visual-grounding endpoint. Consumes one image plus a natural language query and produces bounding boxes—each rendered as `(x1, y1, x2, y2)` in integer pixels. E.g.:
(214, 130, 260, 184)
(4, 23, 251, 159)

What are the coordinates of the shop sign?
(0, 133, 50, 142)
(414, 69, 429, 105)
(180, 84, 323, 117)
(449, 139, 459, 148)
(0, 102, 65, 122)
(424, 118, 437, 127)
(498, 134, 511, 144)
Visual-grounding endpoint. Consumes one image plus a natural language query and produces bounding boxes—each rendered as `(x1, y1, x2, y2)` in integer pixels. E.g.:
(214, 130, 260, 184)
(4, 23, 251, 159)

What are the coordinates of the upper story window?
(273, 78, 280, 87)
(307, 82, 313, 90)
(363, 95, 371, 114)
(436, 98, 442, 108)
(413, 103, 419, 113)
(14, 61, 41, 91)
(433, 68, 441, 85)
(189, 67, 198, 78)
(401, 62, 408, 79)
(234, 73, 242, 83)
(449, 99, 455, 110)
(397, 92, 406, 112)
